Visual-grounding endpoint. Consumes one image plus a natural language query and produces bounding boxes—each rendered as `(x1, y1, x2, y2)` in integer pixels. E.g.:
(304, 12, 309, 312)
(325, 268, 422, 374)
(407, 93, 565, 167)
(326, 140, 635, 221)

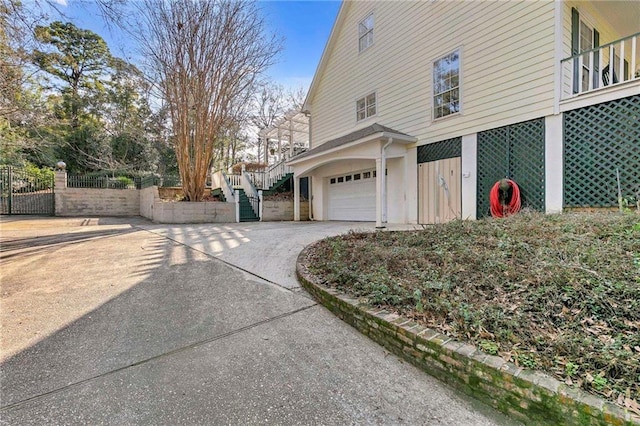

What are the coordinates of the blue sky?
(58, 0, 341, 92)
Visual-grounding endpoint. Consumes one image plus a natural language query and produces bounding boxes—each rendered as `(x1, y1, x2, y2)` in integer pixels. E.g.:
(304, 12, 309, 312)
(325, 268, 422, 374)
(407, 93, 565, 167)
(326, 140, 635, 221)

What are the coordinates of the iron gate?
(0, 166, 55, 215)
(477, 118, 545, 217)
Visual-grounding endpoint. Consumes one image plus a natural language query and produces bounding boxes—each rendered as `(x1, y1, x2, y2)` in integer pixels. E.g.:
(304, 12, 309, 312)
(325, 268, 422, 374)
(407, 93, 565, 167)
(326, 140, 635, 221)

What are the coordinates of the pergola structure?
(258, 109, 309, 166)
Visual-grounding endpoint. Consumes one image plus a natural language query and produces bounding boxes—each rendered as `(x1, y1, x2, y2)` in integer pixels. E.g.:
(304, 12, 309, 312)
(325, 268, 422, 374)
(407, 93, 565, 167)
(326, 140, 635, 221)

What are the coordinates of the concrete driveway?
(0, 216, 516, 425)
(136, 221, 421, 291)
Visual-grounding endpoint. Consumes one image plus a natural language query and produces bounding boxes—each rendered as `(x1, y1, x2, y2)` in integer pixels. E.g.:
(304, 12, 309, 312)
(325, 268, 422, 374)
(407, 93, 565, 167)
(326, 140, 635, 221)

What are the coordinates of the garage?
(327, 169, 376, 221)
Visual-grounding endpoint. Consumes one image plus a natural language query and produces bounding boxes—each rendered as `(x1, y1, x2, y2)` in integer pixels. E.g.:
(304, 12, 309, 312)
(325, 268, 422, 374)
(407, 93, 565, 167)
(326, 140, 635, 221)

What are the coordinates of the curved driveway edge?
(297, 244, 638, 426)
(1, 217, 517, 425)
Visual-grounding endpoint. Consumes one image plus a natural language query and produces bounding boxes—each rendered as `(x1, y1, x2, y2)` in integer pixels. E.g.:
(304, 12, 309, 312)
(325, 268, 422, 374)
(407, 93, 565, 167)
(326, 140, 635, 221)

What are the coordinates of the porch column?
(375, 157, 384, 228)
(545, 114, 564, 213)
(294, 175, 301, 221)
(289, 120, 294, 158)
(277, 127, 282, 163)
(461, 133, 477, 220)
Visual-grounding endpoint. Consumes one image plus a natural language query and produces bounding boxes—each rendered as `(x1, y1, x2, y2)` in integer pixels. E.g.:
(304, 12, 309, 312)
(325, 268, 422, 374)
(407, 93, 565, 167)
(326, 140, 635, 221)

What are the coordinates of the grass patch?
(304, 212, 640, 409)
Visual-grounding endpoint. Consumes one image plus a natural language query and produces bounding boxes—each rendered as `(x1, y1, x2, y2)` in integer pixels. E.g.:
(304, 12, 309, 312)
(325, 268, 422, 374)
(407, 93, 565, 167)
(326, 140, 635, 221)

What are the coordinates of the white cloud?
(53, 0, 68, 6)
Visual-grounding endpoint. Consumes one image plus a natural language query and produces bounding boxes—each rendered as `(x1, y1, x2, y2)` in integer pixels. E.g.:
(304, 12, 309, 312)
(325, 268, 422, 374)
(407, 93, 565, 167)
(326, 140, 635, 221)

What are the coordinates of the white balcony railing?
(226, 173, 242, 188)
(561, 31, 639, 100)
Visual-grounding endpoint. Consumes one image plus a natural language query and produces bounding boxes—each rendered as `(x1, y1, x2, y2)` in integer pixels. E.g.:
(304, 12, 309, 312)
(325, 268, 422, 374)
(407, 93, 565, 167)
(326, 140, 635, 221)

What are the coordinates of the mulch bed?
(304, 212, 640, 412)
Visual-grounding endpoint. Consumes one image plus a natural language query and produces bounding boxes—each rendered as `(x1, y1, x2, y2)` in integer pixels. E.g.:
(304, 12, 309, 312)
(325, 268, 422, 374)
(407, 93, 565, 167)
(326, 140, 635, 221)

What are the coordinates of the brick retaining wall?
(297, 245, 638, 425)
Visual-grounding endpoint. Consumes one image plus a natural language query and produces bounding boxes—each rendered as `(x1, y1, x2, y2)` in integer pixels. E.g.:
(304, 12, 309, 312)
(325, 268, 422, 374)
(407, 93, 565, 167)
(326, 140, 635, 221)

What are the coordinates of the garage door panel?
(328, 175, 376, 221)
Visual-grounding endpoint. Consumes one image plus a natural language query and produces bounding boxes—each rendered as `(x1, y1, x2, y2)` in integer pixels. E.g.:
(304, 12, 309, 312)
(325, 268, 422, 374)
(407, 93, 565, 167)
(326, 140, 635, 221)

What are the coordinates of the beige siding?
(309, 1, 556, 148)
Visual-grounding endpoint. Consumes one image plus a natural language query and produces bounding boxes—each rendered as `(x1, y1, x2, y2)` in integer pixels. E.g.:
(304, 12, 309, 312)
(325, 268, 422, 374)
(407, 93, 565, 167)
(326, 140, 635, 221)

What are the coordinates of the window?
(353, 173, 361, 180)
(337, 177, 344, 183)
(433, 49, 460, 119)
(356, 92, 376, 121)
(363, 171, 371, 179)
(579, 20, 594, 90)
(330, 178, 336, 184)
(359, 13, 374, 52)
(345, 175, 352, 182)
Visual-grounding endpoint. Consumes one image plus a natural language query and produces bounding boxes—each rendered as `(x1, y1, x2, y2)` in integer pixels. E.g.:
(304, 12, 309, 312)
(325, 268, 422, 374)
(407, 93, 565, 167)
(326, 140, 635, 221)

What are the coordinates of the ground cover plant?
(304, 212, 640, 411)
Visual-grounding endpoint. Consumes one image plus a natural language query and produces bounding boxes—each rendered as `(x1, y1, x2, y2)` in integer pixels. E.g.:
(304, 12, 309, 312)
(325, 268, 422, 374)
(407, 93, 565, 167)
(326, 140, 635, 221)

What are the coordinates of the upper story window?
(433, 49, 461, 120)
(356, 92, 376, 121)
(358, 13, 374, 52)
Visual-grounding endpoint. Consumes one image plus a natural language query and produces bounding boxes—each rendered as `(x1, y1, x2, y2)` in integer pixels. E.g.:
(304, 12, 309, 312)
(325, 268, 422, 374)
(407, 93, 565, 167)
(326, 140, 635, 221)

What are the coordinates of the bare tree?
(136, 0, 280, 201)
(286, 85, 306, 111)
(250, 80, 286, 164)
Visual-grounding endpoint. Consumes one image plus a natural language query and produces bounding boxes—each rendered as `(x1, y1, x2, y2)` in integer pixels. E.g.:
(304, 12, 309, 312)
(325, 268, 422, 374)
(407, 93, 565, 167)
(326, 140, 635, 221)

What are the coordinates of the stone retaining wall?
(139, 186, 158, 219)
(54, 172, 311, 224)
(262, 200, 310, 221)
(150, 199, 235, 223)
(297, 246, 638, 425)
(55, 188, 140, 217)
(158, 187, 183, 200)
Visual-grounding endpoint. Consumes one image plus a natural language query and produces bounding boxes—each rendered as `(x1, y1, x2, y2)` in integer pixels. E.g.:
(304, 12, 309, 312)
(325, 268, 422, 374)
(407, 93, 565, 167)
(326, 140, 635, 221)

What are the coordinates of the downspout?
(381, 137, 393, 224)
(304, 111, 313, 220)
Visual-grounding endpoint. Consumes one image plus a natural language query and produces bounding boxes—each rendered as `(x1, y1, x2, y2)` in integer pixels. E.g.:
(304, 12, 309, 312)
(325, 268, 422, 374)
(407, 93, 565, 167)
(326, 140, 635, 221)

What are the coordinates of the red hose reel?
(489, 179, 521, 217)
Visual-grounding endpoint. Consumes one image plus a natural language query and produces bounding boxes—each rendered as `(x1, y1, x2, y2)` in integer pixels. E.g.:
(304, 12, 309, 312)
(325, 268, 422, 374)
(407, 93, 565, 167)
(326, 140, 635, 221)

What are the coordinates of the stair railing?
(212, 170, 235, 203)
(265, 159, 293, 189)
(247, 170, 265, 189)
(241, 171, 261, 219)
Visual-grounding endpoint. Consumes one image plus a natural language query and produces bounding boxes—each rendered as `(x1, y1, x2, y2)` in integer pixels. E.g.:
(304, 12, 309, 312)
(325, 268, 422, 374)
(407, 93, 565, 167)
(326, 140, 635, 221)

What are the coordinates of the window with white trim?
(433, 49, 460, 119)
(579, 20, 594, 91)
(356, 92, 376, 121)
(358, 13, 374, 52)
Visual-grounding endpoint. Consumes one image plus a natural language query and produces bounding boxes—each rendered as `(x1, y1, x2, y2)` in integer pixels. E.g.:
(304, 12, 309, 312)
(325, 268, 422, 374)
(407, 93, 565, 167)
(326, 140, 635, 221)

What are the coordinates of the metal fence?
(67, 175, 181, 190)
(0, 166, 55, 215)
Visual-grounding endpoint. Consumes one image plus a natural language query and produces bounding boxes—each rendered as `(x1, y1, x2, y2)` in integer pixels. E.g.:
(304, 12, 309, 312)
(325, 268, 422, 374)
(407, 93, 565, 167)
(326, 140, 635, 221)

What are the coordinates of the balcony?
(561, 31, 639, 101)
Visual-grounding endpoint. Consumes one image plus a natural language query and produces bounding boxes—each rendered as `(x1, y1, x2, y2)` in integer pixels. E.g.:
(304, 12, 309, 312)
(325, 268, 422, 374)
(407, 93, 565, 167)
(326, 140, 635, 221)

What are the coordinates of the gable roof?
(302, 1, 349, 113)
(287, 123, 415, 164)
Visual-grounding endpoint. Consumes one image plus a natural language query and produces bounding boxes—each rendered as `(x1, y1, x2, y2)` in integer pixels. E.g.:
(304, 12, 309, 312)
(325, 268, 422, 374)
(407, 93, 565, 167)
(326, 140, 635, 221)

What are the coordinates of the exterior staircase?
(211, 188, 226, 202)
(211, 157, 299, 222)
(237, 189, 259, 222)
(263, 173, 292, 195)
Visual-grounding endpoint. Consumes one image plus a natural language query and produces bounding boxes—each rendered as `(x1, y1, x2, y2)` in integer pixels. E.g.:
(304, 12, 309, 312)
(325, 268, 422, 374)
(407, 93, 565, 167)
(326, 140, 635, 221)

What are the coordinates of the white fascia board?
(287, 132, 417, 166)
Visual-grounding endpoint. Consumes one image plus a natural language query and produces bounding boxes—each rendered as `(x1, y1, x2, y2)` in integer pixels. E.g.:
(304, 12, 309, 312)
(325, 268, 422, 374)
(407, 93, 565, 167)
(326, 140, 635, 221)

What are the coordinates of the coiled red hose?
(490, 179, 521, 217)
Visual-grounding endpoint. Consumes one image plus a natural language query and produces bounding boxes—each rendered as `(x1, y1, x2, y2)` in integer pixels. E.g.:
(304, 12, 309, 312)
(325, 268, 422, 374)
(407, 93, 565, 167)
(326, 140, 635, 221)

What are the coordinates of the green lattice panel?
(477, 119, 545, 217)
(564, 95, 640, 207)
(417, 137, 462, 163)
(477, 127, 508, 217)
(508, 119, 545, 212)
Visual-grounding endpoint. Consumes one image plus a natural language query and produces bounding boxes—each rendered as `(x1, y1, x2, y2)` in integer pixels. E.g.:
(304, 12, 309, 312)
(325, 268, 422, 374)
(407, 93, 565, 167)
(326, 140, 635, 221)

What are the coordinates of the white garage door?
(327, 170, 376, 221)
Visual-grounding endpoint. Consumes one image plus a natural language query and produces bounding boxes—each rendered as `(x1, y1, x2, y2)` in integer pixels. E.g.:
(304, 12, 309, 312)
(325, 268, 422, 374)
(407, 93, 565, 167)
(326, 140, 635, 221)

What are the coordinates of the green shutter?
(571, 7, 580, 94)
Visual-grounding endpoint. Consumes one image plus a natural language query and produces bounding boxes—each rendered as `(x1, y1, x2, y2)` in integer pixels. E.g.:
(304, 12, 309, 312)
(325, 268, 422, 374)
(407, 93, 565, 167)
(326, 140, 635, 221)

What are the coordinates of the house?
(287, 1, 640, 227)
